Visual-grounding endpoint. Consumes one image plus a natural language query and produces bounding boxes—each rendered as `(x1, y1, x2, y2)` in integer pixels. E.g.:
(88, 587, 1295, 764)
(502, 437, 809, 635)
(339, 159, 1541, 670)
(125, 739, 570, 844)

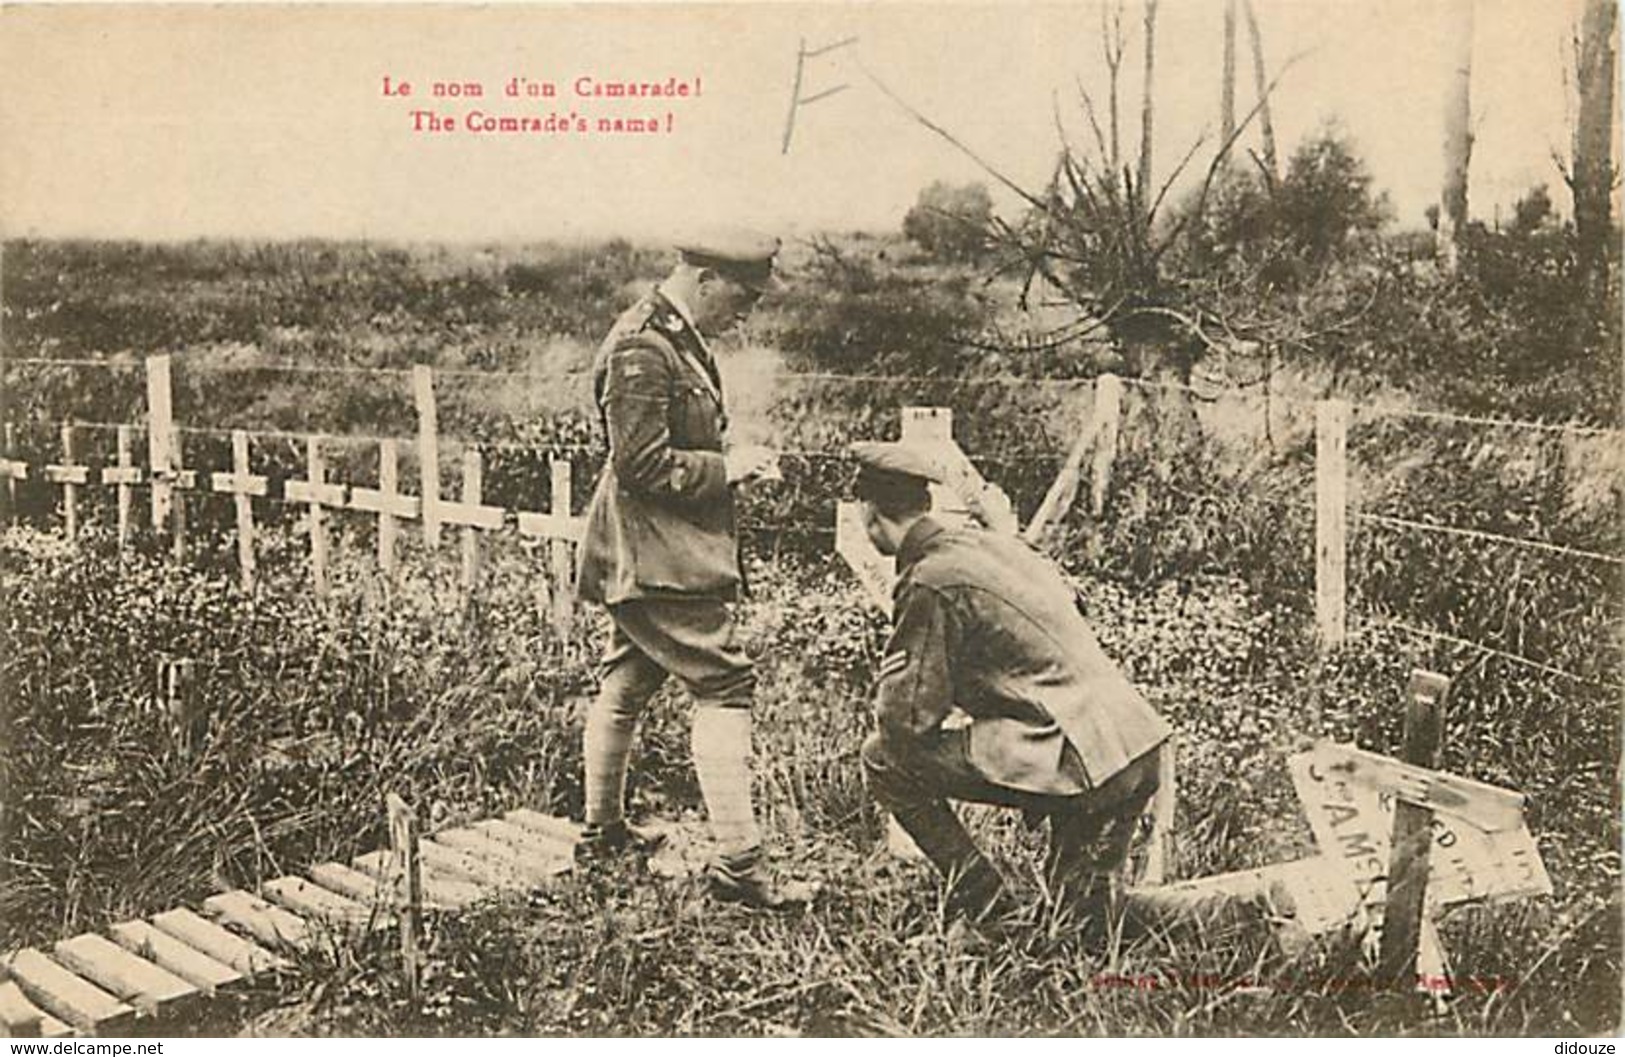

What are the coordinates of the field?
(0, 235, 1619, 1036)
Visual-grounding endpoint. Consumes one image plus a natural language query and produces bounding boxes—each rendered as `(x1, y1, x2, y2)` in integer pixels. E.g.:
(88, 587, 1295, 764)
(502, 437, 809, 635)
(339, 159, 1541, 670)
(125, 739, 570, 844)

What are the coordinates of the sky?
(0, 0, 1601, 243)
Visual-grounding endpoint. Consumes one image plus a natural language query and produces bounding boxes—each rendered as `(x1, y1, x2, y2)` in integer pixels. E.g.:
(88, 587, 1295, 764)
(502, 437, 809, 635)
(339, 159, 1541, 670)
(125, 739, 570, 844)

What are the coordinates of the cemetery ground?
(1, 522, 1617, 1037)
(1, 236, 1619, 1036)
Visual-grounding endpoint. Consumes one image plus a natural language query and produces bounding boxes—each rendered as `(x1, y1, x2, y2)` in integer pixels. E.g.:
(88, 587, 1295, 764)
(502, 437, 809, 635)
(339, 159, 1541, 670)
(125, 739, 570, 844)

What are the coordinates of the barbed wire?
(1352, 402, 1621, 438)
(1354, 511, 1623, 566)
(14, 355, 1616, 437)
(1365, 617, 1622, 693)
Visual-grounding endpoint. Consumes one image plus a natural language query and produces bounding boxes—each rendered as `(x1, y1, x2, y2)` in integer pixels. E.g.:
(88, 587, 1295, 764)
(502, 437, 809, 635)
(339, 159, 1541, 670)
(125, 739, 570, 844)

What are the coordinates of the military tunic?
(874, 517, 1171, 796)
(577, 289, 740, 606)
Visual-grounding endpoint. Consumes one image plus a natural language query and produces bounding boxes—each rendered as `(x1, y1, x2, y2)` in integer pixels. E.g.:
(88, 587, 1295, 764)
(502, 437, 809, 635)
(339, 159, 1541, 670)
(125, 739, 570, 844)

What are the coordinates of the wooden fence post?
(378, 439, 399, 581)
(1315, 399, 1349, 652)
(1378, 670, 1452, 990)
(1139, 735, 1178, 886)
(115, 426, 133, 556)
(385, 793, 423, 1001)
(232, 430, 256, 593)
(1089, 373, 1123, 515)
(461, 448, 482, 603)
(549, 458, 574, 632)
(306, 437, 329, 600)
(145, 356, 174, 534)
(413, 366, 442, 550)
(57, 424, 78, 539)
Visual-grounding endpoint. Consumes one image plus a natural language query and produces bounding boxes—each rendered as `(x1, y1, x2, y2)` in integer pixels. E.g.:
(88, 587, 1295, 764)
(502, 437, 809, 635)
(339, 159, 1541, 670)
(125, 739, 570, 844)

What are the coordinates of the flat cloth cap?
(675, 227, 788, 292)
(850, 441, 948, 488)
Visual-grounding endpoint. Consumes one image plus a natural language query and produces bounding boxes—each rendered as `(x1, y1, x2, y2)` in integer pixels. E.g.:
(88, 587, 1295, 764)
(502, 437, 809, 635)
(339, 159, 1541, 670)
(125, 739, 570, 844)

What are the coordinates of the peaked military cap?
(850, 441, 948, 488)
(674, 227, 788, 293)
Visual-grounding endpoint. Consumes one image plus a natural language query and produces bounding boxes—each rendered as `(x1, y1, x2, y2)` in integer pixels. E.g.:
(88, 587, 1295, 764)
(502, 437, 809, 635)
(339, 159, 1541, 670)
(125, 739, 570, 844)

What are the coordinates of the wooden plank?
(307, 861, 389, 907)
(115, 426, 133, 555)
(145, 355, 174, 531)
(516, 511, 585, 542)
(351, 851, 486, 908)
(106, 920, 240, 995)
(284, 479, 347, 507)
(4, 948, 136, 1035)
(413, 364, 443, 548)
(232, 430, 256, 592)
(1021, 394, 1094, 546)
(203, 890, 312, 953)
(351, 487, 419, 519)
(438, 498, 505, 531)
(460, 450, 483, 599)
(502, 809, 581, 848)
(1317, 742, 1525, 834)
(1089, 373, 1123, 515)
(52, 933, 197, 1015)
(0, 981, 44, 1037)
(549, 459, 574, 630)
(430, 829, 558, 886)
(304, 437, 329, 600)
(834, 500, 895, 615)
(263, 876, 385, 932)
(208, 472, 269, 498)
(472, 819, 574, 878)
(1379, 671, 1450, 986)
(1315, 398, 1349, 651)
(1288, 748, 1551, 906)
(149, 907, 289, 975)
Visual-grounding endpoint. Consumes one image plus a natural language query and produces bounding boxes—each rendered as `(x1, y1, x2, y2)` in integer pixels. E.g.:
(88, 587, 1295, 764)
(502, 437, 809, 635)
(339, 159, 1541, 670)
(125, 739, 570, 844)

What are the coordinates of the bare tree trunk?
(1220, 0, 1237, 155)
(1437, 0, 1475, 274)
(1137, 0, 1159, 214)
(1101, 1, 1127, 183)
(1573, 0, 1617, 293)
(1243, 0, 1278, 180)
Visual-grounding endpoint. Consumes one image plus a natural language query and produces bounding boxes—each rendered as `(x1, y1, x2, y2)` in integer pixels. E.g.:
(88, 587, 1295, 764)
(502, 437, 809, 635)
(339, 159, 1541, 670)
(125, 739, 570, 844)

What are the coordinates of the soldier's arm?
(601, 336, 728, 503)
(872, 582, 956, 748)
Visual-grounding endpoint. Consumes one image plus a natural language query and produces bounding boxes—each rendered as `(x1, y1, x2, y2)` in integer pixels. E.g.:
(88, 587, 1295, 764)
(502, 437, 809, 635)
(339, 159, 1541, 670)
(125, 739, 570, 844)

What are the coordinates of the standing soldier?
(575, 230, 815, 909)
(850, 441, 1171, 929)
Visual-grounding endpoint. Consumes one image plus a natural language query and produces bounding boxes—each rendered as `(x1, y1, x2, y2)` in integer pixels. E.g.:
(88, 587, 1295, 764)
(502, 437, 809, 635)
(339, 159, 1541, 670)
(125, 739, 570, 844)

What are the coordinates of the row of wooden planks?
(0, 809, 581, 1038)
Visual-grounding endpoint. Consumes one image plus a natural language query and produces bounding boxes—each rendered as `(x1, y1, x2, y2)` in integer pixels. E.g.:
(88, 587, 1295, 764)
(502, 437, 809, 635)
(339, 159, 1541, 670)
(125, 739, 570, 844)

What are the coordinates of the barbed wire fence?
(3, 353, 1621, 694)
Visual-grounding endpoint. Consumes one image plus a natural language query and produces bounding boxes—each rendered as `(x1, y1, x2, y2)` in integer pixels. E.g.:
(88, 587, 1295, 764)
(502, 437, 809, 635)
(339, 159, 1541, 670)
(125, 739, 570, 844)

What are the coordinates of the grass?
(1, 516, 1617, 1036)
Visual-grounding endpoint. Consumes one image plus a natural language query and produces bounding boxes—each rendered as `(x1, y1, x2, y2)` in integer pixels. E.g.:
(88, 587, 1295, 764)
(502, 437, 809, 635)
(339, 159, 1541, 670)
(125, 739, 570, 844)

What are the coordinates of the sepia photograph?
(0, 0, 1619, 1040)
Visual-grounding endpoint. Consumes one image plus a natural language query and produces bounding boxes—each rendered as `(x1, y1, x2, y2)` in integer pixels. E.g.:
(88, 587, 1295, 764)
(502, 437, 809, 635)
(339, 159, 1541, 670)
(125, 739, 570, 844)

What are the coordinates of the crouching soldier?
(850, 441, 1171, 928)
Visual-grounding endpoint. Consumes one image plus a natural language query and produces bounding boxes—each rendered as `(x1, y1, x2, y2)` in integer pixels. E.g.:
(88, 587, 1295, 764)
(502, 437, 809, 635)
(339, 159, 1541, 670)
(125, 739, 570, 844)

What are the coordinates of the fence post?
(232, 430, 256, 593)
(461, 448, 482, 603)
(306, 437, 329, 600)
(57, 424, 78, 539)
(549, 458, 574, 632)
(1315, 399, 1349, 651)
(413, 366, 442, 550)
(145, 355, 175, 534)
(115, 426, 133, 556)
(1378, 671, 1452, 990)
(378, 439, 399, 582)
(1089, 373, 1123, 515)
(385, 793, 423, 1002)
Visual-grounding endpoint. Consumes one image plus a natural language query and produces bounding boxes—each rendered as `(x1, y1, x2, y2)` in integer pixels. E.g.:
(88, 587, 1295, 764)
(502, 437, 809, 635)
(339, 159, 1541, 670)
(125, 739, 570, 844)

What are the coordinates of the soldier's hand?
(725, 444, 781, 485)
